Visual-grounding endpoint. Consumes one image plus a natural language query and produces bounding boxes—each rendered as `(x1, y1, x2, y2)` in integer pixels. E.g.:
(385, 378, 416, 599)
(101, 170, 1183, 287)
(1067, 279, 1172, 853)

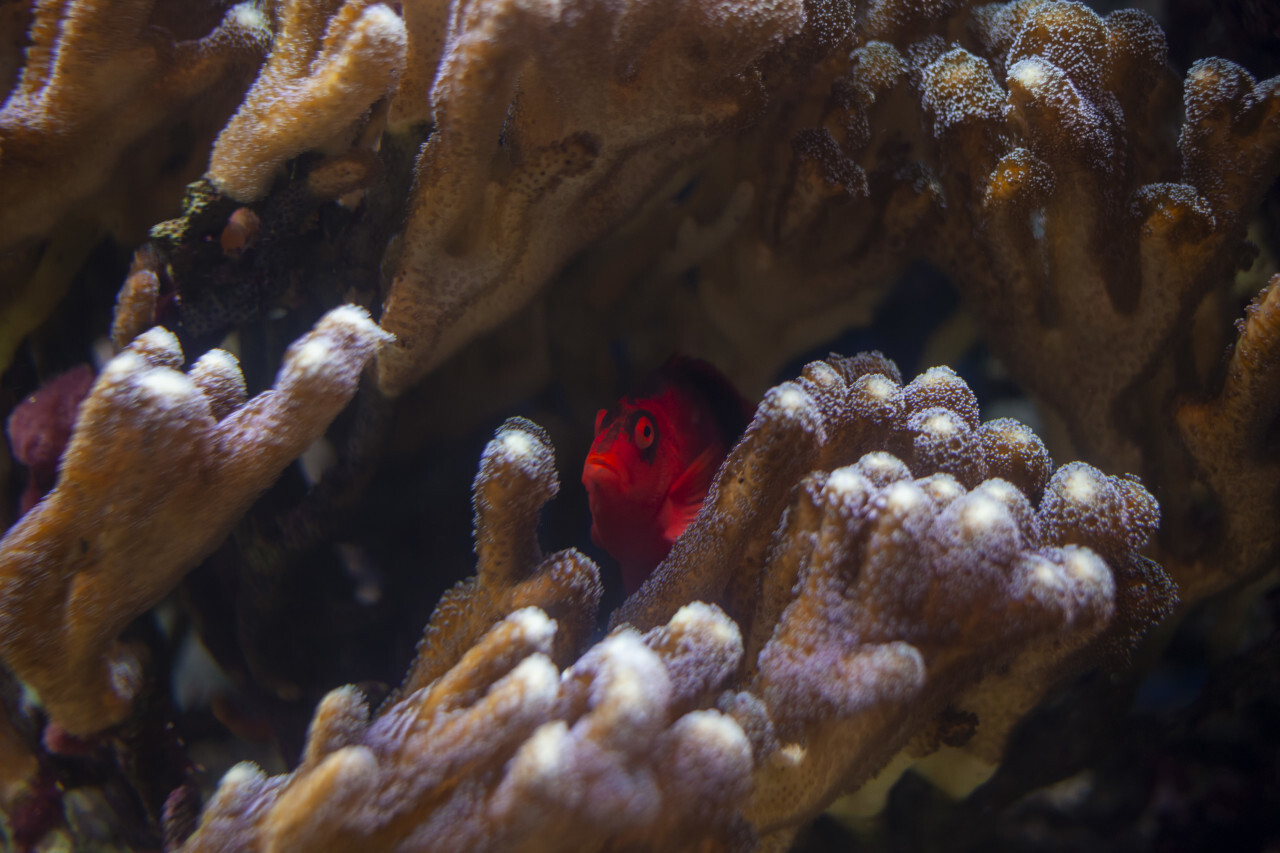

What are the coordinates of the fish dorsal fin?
(658, 356, 751, 446)
(658, 443, 721, 545)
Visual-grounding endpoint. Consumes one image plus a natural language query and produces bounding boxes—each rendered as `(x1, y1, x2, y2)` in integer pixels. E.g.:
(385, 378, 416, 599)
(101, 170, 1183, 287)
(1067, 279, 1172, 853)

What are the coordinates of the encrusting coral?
(176, 353, 1168, 849)
(0, 306, 391, 736)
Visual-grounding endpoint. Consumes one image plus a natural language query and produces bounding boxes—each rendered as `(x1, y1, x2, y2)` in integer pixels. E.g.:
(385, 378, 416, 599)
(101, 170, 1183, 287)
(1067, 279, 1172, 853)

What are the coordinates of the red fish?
(583, 357, 749, 593)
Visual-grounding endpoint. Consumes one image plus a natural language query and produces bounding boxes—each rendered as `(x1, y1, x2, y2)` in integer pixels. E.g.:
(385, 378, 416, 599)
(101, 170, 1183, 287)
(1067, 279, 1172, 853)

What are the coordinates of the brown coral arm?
(0, 306, 390, 735)
(206, 0, 407, 201)
(602, 351, 1169, 838)
(1175, 276, 1280, 601)
(374, 0, 805, 394)
(744, 460, 1128, 836)
(0, 0, 270, 249)
(182, 605, 753, 852)
(395, 418, 603, 697)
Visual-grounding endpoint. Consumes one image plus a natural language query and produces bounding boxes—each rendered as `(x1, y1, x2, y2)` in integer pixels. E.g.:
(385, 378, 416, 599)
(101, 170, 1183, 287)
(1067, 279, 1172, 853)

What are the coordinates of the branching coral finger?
(0, 306, 391, 735)
(179, 350, 1168, 848)
(0, 0, 270, 248)
(395, 418, 603, 697)
(3, 0, 1278, 847)
(604, 352, 1168, 840)
(1175, 276, 1280, 602)
(206, 0, 408, 202)
(374, 0, 806, 394)
(0, 0, 270, 372)
(181, 604, 753, 852)
(899, 1, 1280, 477)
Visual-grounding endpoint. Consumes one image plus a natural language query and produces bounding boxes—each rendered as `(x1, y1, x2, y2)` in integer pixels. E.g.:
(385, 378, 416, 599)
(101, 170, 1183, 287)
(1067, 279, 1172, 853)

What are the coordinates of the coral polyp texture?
(0, 306, 390, 736)
(206, 0, 408, 202)
(372, 0, 806, 394)
(395, 417, 604, 697)
(0, 0, 270, 369)
(182, 604, 752, 852)
(614, 353, 1169, 843)
(2, 0, 1279, 847)
(174, 354, 1167, 849)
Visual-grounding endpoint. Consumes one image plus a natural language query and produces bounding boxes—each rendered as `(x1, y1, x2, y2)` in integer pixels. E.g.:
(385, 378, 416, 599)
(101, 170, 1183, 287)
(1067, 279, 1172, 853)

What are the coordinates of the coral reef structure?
(0, 0, 269, 369)
(0, 307, 389, 736)
(207, 0, 407, 202)
(178, 354, 1168, 849)
(182, 605, 753, 852)
(373, 0, 807, 394)
(0, 0, 1277, 848)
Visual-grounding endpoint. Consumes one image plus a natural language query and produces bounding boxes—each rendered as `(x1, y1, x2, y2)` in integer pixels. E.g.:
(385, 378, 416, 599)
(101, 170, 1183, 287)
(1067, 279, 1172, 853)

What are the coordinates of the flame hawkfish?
(583, 356, 750, 593)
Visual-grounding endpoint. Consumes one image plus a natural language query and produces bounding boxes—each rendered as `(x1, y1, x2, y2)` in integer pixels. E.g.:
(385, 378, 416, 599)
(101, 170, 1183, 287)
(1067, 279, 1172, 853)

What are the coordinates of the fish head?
(582, 399, 671, 517)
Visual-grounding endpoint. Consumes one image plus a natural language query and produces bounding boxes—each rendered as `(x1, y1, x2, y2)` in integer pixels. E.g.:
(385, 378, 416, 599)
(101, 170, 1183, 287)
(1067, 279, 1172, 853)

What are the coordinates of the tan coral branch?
(395, 418, 603, 697)
(1175, 277, 1280, 601)
(181, 604, 753, 852)
(0, 0, 270, 249)
(206, 0, 407, 202)
(0, 306, 390, 735)
(375, 0, 805, 394)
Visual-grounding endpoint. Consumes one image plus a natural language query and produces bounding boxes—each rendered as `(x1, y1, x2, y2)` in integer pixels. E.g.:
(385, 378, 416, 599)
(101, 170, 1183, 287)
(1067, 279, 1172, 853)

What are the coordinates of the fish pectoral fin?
(659, 496, 704, 547)
(658, 444, 722, 545)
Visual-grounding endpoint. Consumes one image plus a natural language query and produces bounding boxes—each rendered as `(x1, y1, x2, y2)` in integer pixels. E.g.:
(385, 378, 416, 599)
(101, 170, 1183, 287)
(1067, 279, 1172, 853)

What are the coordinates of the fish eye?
(594, 408, 607, 436)
(634, 415, 655, 450)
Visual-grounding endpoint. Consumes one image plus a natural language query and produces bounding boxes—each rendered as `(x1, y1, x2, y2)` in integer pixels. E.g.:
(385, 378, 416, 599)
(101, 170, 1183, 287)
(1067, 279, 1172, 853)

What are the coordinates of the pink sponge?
(7, 365, 95, 514)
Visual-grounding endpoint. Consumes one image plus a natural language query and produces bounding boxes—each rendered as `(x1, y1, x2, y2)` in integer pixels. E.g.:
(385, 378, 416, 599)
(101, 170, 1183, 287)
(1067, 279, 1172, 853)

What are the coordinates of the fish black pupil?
(632, 411, 659, 461)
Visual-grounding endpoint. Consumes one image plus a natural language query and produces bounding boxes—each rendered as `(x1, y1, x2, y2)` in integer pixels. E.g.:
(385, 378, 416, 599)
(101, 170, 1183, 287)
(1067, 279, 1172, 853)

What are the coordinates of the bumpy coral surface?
(207, 0, 407, 202)
(0, 0, 269, 370)
(0, 307, 390, 735)
(1, 0, 1277, 848)
(183, 605, 752, 852)
(396, 417, 604, 695)
(374, 0, 806, 394)
(172, 354, 1168, 849)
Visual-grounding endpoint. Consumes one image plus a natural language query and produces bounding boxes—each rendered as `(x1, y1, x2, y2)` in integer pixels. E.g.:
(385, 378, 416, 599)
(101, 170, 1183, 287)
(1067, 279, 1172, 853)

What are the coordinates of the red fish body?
(582, 357, 749, 593)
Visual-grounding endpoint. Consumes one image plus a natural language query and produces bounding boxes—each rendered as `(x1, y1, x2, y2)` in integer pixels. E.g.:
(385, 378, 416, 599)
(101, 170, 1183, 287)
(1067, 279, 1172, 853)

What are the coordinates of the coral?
(181, 604, 752, 852)
(911, 3, 1280, 471)
(1, 0, 1278, 848)
(206, 0, 408, 202)
(0, 0, 269, 248)
(0, 0, 270, 369)
(607, 352, 1168, 842)
(111, 245, 168, 351)
(745, 461, 1132, 836)
(395, 417, 603, 697)
(374, 0, 806, 394)
(1174, 276, 1280, 601)
(555, 0, 1277, 617)
(176, 353, 1167, 849)
(0, 306, 390, 736)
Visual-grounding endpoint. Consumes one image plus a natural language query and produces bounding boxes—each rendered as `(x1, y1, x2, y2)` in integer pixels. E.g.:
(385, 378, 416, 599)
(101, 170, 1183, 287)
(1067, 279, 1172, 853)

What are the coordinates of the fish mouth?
(583, 454, 623, 489)
(583, 453, 618, 477)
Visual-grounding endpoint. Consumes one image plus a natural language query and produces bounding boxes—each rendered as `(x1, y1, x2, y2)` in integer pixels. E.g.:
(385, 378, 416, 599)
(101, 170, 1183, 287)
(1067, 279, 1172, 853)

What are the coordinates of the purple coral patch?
(6, 365, 95, 515)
